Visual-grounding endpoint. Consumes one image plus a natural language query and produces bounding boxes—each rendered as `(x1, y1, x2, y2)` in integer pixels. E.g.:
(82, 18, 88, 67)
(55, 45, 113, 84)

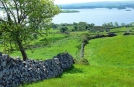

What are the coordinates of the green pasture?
(110, 27, 134, 35)
(10, 34, 81, 60)
(22, 64, 134, 87)
(85, 35, 134, 68)
(0, 27, 134, 87)
(22, 28, 134, 87)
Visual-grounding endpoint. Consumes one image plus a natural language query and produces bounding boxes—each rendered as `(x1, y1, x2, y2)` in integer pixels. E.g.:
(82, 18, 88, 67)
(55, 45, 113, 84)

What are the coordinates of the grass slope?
(85, 35, 134, 68)
(10, 35, 80, 60)
(110, 27, 134, 35)
(22, 35, 134, 87)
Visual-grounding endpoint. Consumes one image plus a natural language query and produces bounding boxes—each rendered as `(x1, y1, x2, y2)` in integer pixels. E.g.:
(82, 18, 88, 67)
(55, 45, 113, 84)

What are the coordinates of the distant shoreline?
(126, 10, 131, 11)
(60, 10, 79, 13)
(58, 1, 134, 10)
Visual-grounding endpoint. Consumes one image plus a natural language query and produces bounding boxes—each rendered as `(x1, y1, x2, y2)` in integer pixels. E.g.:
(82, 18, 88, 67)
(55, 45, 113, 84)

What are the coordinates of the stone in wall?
(0, 52, 73, 87)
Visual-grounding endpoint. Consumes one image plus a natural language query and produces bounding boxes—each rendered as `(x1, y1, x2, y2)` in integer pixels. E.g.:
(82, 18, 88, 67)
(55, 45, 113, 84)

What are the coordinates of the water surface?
(52, 8, 134, 26)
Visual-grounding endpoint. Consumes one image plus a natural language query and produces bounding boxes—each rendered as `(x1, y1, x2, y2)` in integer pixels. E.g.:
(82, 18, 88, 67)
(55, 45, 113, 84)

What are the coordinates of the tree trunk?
(16, 38, 27, 61)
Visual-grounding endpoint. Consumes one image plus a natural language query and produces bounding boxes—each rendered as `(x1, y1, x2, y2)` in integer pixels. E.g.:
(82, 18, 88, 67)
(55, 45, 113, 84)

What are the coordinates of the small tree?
(78, 22, 87, 31)
(60, 26, 68, 33)
(74, 25, 78, 31)
(114, 22, 119, 27)
(51, 23, 58, 29)
(0, 0, 60, 61)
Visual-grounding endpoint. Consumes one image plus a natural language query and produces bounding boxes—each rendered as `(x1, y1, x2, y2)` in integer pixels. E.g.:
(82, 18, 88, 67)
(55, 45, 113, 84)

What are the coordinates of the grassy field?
(1, 27, 134, 87)
(22, 35, 134, 87)
(22, 65, 134, 87)
(19, 28, 134, 87)
(110, 27, 134, 35)
(85, 35, 134, 68)
(10, 33, 81, 60)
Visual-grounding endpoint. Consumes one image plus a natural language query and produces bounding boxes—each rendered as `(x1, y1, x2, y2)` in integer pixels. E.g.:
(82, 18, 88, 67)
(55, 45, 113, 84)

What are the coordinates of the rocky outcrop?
(0, 52, 73, 87)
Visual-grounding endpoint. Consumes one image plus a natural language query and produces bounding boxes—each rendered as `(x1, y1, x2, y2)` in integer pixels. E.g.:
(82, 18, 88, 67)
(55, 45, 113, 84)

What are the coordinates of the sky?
(54, 0, 129, 4)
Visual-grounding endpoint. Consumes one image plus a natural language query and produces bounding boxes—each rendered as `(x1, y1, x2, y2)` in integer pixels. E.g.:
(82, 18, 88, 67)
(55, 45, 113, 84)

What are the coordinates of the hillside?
(85, 36, 134, 68)
(17, 27, 134, 87)
(0, 23, 133, 87)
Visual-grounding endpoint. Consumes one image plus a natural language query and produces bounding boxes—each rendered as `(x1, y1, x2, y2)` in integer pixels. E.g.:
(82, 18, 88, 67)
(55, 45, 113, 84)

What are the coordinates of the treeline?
(51, 22, 95, 33)
(59, 1, 134, 9)
(51, 22, 134, 33)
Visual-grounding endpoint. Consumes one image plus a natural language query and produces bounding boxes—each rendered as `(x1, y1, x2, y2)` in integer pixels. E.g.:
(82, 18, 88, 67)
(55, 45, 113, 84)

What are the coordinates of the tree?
(60, 26, 68, 33)
(73, 22, 78, 25)
(102, 23, 110, 32)
(74, 25, 78, 31)
(110, 22, 113, 27)
(102, 23, 107, 28)
(102, 22, 113, 28)
(0, 0, 60, 61)
(121, 23, 126, 27)
(130, 22, 134, 27)
(78, 22, 87, 31)
(90, 23, 95, 28)
(51, 23, 58, 29)
(114, 22, 119, 27)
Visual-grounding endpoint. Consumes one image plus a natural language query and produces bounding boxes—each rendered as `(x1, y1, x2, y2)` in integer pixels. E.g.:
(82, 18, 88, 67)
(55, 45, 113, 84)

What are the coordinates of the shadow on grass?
(56, 65, 83, 78)
(64, 65, 83, 74)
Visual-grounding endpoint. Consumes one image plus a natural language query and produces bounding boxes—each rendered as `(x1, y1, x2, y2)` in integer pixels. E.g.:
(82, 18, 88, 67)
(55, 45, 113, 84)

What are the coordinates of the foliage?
(60, 26, 68, 33)
(74, 25, 78, 31)
(81, 33, 90, 44)
(102, 22, 114, 28)
(0, 0, 60, 60)
(78, 22, 87, 31)
(114, 22, 119, 27)
(73, 22, 94, 31)
(51, 23, 59, 29)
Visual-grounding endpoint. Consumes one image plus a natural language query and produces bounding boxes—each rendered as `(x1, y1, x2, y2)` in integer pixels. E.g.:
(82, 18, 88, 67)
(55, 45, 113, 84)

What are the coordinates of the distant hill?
(58, 1, 134, 9)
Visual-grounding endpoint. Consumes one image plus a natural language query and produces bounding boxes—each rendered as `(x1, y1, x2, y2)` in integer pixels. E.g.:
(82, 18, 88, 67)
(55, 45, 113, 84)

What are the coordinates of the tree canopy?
(0, 0, 60, 60)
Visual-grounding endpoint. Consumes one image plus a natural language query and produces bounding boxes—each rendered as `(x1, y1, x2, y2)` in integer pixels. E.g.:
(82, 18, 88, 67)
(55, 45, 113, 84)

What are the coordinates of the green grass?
(22, 64, 134, 87)
(21, 34, 134, 87)
(85, 35, 134, 68)
(10, 35, 81, 60)
(1, 27, 133, 87)
(110, 27, 134, 35)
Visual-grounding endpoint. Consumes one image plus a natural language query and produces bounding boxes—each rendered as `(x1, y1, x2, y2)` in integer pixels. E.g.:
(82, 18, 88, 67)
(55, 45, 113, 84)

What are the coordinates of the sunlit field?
(17, 27, 134, 87)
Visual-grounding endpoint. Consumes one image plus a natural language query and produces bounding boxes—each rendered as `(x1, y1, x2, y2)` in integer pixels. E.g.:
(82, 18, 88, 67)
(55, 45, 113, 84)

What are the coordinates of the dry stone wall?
(0, 52, 73, 87)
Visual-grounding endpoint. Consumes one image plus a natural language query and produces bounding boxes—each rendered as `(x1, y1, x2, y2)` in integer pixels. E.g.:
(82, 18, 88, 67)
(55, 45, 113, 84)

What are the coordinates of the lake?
(52, 8, 134, 26)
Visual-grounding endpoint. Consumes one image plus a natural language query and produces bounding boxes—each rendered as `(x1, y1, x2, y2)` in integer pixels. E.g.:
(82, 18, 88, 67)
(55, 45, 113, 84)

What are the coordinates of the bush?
(60, 26, 68, 33)
(107, 32, 116, 37)
(123, 32, 130, 35)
